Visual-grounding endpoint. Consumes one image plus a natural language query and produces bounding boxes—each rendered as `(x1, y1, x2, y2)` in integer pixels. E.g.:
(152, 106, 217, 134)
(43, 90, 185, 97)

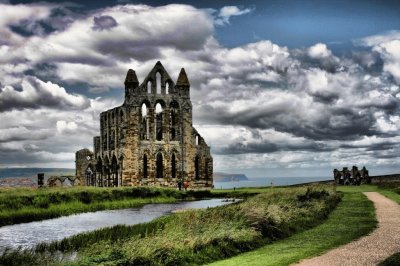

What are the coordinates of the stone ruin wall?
(76, 62, 213, 189)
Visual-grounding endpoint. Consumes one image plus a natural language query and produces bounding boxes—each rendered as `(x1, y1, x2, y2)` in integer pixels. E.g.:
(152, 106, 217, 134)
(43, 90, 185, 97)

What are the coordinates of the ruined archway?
(156, 72, 162, 94)
(156, 152, 163, 179)
(96, 157, 103, 187)
(155, 101, 165, 141)
(147, 80, 152, 94)
(85, 164, 94, 186)
(143, 154, 148, 179)
(103, 156, 111, 187)
(140, 101, 150, 140)
(195, 155, 200, 180)
(111, 155, 118, 187)
(171, 153, 177, 179)
(170, 101, 179, 141)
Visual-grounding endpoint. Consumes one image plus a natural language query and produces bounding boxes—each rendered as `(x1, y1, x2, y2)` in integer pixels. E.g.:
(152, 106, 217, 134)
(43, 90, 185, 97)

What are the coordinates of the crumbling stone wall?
(75, 148, 95, 186)
(75, 62, 213, 189)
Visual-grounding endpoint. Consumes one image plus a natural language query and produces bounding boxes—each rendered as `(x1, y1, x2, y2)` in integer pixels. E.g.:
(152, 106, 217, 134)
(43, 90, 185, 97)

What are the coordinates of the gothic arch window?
(143, 154, 148, 179)
(171, 153, 176, 179)
(103, 133, 108, 150)
(141, 103, 149, 140)
(85, 164, 93, 186)
(104, 156, 111, 187)
(147, 80, 152, 94)
(195, 155, 200, 180)
(111, 155, 118, 187)
(110, 130, 115, 150)
(155, 103, 163, 141)
(96, 157, 103, 187)
(119, 157, 123, 186)
(156, 72, 162, 94)
(166, 82, 170, 94)
(170, 101, 179, 141)
(195, 135, 200, 146)
(156, 153, 163, 179)
(120, 110, 124, 123)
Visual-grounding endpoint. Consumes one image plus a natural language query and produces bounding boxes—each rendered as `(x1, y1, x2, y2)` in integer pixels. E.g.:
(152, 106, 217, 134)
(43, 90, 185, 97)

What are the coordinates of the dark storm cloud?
(95, 40, 162, 62)
(196, 102, 378, 142)
(372, 151, 400, 159)
(23, 63, 59, 81)
(92, 15, 118, 31)
(341, 141, 399, 152)
(0, 127, 51, 143)
(351, 50, 384, 74)
(215, 140, 332, 155)
(291, 49, 341, 74)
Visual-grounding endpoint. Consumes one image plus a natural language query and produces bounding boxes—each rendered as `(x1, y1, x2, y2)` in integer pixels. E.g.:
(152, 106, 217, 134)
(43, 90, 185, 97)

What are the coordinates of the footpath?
(296, 192, 400, 266)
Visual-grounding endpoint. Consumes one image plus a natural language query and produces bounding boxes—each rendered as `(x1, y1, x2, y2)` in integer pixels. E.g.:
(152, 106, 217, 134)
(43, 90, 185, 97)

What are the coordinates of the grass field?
(208, 185, 377, 266)
(375, 182, 400, 266)
(0, 186, 226, 226)
(2, 183, 399, 266)
(0, 185, 340, 266)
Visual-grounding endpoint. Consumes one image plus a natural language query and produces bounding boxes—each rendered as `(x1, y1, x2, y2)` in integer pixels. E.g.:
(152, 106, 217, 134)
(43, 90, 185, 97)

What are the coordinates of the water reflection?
(0, 198, 236, 251)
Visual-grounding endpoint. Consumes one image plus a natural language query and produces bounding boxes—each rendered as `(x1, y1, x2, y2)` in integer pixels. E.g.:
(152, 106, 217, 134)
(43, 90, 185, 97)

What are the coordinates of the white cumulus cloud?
(214, 6, 253, 26)
(308, 43, 332, 58)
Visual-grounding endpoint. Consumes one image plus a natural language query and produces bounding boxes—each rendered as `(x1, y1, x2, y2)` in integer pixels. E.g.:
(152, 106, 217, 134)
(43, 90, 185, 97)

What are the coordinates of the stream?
(0, 198, 236, 252)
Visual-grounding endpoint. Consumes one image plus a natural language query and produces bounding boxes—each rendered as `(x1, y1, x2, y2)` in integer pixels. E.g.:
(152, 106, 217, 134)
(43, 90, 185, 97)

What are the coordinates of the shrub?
(33, 197, 49, 209)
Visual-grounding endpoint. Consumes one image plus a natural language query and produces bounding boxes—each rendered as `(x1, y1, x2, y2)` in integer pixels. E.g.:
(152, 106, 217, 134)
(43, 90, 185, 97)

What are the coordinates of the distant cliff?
(213, 172, 249, 182)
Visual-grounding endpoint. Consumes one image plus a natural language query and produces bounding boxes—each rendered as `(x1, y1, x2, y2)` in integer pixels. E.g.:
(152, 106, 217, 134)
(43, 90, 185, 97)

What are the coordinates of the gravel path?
(295, 192, 400, 266)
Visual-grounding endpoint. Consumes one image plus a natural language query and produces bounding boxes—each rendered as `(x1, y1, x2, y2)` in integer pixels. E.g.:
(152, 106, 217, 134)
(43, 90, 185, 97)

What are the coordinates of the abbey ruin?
(75, 62, 213, 189)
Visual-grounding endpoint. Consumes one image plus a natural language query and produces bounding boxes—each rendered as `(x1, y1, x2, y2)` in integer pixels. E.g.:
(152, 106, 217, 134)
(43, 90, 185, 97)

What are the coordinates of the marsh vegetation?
(0, 186, 231, 227)
(0, 185, 340, 266)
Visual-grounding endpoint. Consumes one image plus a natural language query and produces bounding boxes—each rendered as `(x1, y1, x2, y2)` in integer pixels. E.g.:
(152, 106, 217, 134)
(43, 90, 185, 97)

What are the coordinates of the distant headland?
(213, 172, 249, 182)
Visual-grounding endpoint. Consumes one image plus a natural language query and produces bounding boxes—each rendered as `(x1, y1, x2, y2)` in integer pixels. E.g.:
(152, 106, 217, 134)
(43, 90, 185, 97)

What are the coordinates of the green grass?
(0, 186, 222, 226)
(0, 185, 340, 266)
(375, 182, 400, 266)
(208, 187, 376, 266)
(373, 182, 400, 205)
(380, 252, 400, 266)
(5, 183, 395, 266)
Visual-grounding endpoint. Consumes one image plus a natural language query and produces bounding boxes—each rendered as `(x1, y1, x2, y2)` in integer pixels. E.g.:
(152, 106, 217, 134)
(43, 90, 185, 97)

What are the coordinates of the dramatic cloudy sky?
(1, 0, 400, 177)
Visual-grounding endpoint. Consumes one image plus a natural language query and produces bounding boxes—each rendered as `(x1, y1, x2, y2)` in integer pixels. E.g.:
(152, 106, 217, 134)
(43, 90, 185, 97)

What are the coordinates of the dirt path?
(295, 192, 400, 266)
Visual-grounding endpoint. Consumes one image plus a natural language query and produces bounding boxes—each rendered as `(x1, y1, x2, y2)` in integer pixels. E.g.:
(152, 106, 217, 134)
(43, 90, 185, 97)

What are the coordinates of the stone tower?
(75, 62, 213, 189)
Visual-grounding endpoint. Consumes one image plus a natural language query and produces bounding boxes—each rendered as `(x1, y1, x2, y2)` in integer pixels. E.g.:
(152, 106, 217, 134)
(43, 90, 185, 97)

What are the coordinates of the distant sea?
(0, 168, 331, 188)
(0, 168, 75, 179)
(214, 176, 331, 189)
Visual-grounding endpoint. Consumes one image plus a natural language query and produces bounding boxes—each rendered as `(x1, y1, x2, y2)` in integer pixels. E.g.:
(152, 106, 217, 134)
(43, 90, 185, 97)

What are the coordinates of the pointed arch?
(103, 155, 111, 187)
(171, 153, 176, 179)
(156, 72, 162, 94)
(140, 101, 150, 140)
(118, 156, 123, 186)
(156, 152, 163, 179)
(170, 101, 179, 141)
(120, 109, 124, 123)
(85, 163, 94, 186)
(111, 155, 118, 187)
(147, 80, 152, 94)
(96, 157, 103, 187)
(155, 101, 165, 141)
(195, 155, 200, 180)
